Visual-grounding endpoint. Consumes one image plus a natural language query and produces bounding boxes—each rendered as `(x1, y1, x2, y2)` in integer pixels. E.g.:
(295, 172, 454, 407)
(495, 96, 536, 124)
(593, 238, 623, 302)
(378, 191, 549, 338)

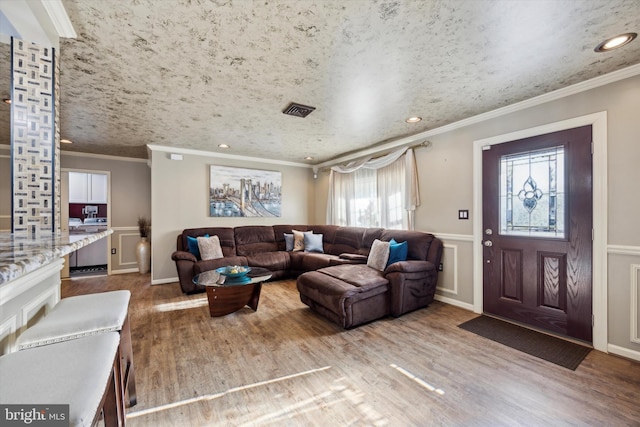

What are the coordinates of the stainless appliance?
(68, 218, 83, 231)
(82, 205, 98, 218)
(76, 238, 108, 268)
(72, 217, 109, 268)
(83, 217, 108, 225)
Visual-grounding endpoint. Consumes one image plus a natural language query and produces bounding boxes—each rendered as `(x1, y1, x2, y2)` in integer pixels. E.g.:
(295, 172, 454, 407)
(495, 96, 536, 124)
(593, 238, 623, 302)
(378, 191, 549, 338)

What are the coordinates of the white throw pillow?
(367, 239, 390, 271)
(197, 235, 223, 260)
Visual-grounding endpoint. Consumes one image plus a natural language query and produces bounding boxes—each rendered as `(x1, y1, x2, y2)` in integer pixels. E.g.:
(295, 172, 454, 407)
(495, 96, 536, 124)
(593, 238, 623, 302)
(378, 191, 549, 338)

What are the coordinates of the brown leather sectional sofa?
(171, 225, 443, 328)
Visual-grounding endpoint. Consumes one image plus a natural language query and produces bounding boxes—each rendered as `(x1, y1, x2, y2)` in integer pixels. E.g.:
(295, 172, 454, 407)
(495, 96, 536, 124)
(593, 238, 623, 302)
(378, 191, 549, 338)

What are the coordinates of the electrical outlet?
(111, 248, 116, 255)
(438, 263, 443, 271)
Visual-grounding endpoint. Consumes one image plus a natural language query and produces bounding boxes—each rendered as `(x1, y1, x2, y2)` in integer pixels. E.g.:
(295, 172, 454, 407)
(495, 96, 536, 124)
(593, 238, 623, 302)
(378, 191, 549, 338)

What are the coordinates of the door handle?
(484, 240, 493, 247)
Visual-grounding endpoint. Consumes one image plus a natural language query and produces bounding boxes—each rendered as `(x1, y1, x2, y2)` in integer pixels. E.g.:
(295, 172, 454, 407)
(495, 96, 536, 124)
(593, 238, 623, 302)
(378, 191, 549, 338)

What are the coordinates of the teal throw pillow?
(387, 238, 408, 267)
(187, 234, 208, 259)
(304, 233, 324, 253)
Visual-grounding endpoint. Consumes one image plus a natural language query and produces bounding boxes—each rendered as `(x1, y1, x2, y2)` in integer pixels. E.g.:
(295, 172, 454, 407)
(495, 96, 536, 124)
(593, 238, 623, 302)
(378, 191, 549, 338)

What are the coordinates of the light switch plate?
(458, 210, 469, 220)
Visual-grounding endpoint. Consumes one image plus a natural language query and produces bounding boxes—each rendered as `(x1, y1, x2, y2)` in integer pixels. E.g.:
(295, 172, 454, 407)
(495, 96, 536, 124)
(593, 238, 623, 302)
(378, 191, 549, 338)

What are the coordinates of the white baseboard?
(111, 268, 140, 275)
(435, 294, 474, 312)
(152, 277, 178, 285)
(607, 344, 640, 362)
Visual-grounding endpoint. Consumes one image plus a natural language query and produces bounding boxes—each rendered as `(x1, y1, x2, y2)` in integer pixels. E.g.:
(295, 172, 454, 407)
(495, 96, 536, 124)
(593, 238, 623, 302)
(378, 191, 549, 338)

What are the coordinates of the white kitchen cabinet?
(68, 172, 89, 203)
(89, 173, 108, 203)
(68, 172, 108, 204)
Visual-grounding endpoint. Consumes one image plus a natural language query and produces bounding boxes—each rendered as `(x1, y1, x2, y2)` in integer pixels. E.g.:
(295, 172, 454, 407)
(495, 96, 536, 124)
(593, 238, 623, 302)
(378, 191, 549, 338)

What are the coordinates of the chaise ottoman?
(296, 264, 390, 328)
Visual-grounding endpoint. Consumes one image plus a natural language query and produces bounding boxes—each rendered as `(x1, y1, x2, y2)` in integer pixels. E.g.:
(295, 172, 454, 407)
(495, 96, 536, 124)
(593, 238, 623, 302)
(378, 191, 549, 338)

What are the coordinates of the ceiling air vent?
(283, 102, 316, 118)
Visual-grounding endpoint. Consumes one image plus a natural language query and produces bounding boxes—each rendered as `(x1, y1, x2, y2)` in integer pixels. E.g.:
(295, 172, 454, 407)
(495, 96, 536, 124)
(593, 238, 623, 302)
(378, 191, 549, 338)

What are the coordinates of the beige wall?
(150, 148, 314, 283)
(315, 74, 640, 355)
(61, 153, 151, 273)
(5, 75, 639, 356)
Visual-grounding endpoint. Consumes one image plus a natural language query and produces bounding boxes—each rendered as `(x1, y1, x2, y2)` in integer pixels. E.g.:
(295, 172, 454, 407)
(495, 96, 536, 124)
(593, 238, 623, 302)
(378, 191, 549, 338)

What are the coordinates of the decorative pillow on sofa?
(292, 230, 312, 252)
(284, 233, 294, 251)
(187, 234, 208, 259)
(197, 235, 223, 260)
(387, 238, 408, 267)
(304, 233, 324, 253)
(367, 239, 390, 271)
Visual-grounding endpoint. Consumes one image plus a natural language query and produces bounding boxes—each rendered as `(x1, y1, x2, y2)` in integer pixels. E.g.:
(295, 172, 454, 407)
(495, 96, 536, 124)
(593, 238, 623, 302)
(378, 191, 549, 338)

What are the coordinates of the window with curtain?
(327, 147, 420, 230)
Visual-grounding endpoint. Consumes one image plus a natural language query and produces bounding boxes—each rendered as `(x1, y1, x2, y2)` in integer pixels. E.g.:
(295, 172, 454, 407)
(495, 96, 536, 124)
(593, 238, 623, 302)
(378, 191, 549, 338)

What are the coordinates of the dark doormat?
(458, 315, 591, 370)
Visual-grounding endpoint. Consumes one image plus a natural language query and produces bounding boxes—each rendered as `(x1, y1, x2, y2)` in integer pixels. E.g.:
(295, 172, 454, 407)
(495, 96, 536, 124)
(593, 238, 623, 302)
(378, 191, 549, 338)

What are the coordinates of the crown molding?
(146, 144, 313, 169)
(0, 0, 74, 47)
(316, 63, 640, 169)
(41, 0, 76, 39)
(61, 150, 148, 163)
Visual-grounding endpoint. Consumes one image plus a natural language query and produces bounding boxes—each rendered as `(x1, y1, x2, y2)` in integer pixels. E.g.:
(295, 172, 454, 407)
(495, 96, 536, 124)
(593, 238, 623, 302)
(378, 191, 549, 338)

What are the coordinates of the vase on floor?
(136, 237, 150, 274)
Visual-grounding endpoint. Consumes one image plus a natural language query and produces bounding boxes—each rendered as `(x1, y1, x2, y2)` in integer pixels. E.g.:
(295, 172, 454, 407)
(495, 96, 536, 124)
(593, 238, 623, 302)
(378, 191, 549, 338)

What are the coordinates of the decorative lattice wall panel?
(11, 38, 60, 234)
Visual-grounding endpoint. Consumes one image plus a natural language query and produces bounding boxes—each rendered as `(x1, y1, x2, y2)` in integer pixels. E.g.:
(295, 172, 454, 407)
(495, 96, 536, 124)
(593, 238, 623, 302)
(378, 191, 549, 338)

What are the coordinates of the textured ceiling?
(1, 0, 640, 163)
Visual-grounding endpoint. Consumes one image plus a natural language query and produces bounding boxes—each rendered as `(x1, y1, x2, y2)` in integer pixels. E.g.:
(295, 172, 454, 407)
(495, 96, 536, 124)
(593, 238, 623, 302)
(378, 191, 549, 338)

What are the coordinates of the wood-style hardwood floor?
(62, 274, 640, 427)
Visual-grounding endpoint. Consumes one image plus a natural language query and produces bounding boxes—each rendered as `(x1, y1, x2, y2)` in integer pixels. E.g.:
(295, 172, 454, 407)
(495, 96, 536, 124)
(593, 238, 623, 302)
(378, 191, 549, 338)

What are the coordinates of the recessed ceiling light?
(61, 139, 72, 144)
(2, 98, 10, 105)
(218, 144, 230, 149)
(594, 33, 637, 52)
(405, 116, 422, 123)
(304, 156, 314, 160)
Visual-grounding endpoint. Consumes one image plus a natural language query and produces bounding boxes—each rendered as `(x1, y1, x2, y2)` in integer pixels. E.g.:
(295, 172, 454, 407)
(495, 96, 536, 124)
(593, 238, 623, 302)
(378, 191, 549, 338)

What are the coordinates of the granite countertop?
(0, 230, 113, 285)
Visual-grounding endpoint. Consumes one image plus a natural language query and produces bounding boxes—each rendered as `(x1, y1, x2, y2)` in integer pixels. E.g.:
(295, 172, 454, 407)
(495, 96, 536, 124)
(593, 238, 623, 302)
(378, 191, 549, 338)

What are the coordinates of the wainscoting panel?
(0, 316, 17, 355)
(110, 227, 143, 273)
(632, 264, 640, 345)
(0, 260, 62, 357)
(436, 244, 458, 295)
(119, 233, 140, 266)
(434, 233, 474, 310)
(607, 245, 640, 361)
(21, 285, 59, 333)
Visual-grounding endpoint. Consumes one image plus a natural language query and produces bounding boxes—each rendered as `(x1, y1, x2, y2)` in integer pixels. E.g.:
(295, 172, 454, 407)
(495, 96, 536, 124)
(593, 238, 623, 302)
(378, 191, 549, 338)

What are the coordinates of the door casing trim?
(472, 111, 607, 352)
(61, 168, 112, 276)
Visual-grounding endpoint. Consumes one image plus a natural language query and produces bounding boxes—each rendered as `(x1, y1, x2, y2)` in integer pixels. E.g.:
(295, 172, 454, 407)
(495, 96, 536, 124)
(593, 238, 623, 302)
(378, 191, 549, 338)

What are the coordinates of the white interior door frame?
(472, 111, 608, 352)
(62, 168, 112, 275)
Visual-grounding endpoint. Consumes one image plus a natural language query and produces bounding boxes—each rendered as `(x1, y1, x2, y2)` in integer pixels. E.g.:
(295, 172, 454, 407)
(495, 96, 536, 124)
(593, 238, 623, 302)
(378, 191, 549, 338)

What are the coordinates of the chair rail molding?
(433, 233, 474, 242)
(608, 245, 640, 256)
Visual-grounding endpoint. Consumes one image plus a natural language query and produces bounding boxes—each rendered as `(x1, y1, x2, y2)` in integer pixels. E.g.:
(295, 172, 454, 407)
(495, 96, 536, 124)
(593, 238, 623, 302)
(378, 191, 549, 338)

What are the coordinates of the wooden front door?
(482, 126, 593, 342)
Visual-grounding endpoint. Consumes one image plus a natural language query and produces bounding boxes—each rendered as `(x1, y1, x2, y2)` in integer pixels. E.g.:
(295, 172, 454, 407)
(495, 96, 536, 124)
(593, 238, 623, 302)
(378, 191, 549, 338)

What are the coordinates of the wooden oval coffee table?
(193, 267, 272, 317)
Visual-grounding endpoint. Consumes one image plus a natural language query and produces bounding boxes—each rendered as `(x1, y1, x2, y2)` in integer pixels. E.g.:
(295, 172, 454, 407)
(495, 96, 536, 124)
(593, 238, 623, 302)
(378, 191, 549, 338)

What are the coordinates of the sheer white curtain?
(378, 158, 405, 229)
(327, 147, 420, 230)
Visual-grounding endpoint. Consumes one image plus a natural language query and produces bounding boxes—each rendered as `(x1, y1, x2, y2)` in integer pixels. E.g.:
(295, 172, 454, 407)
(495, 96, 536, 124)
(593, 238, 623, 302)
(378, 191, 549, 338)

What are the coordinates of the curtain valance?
(327, 146, 421, 229)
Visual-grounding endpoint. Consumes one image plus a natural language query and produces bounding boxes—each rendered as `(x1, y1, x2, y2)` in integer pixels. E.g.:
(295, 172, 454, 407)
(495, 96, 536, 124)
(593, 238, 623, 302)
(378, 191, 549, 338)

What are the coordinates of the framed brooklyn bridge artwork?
(209, 165, 282, 217)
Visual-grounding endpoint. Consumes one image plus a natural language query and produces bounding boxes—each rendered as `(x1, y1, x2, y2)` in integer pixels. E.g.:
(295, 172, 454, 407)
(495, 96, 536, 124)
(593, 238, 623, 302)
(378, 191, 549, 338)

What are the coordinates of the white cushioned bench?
(16, 290, 137, 407)
(0, 333, 124, 427)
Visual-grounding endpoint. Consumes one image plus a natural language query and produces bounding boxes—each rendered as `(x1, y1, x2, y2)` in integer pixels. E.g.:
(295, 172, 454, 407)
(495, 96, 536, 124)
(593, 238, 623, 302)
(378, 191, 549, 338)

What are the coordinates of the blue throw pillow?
(304, 233, 324, 253)
(187, 234, 208, 259)
(284, 233, 294, 251)
(387, 238, 408, 267)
